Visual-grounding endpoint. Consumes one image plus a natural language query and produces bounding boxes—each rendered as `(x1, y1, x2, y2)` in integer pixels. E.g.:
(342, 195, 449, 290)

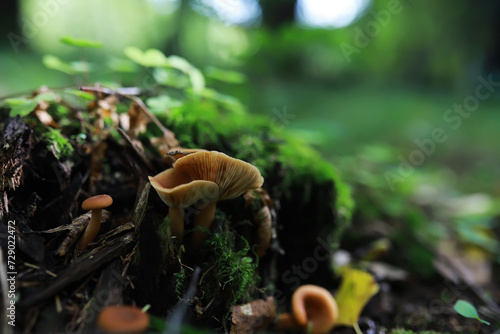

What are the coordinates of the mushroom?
(173, 151, 264, 249)
(276, 285, 338, 334)
(148, 168, 219, 243)
(78, 194, 113, 251)
(97, 305, 149, 334)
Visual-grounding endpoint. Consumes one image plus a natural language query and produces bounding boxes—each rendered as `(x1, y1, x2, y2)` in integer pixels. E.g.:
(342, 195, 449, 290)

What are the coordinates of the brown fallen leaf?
(254, 206, 272, 257)
(231, 297, 276, 334)
(128, 102, 149, 139)
(35, 102, 59, 128)
(243, 188, 276, 257)
(90, 141, 107, 185)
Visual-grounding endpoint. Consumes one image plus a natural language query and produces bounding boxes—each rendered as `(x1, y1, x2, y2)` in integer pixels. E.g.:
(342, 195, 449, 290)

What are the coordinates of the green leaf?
(148, 314, 165, 332)
(64, 89, 95, 100)
(201, 88, 244, 114)
(124, 47, 169, 67)
(107, 57, 138, 73)
(189, 68, 205, 95)
(146, 95, 183, 114)
(153, 68, 190, 88)
(167, 56, 205, 94)
(3, 98, 29, 107)
(166, 55, 193, 73)
(43, 128, 74, 160)
(42, 55, 76, 75)
(60, 36, 102, 48)
(5, 99, 37, 117)
(453, 300, 490, 325)
(69, 60, 93, 73)
(33, 92, 58, 103)
(205, 66, 247, 84)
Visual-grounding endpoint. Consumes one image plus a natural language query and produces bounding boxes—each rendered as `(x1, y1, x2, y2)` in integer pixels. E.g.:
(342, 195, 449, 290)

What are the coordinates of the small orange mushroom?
(276, 285, 338, 334)
(78, 194, 113, 251)
(97, 305, 149, 334)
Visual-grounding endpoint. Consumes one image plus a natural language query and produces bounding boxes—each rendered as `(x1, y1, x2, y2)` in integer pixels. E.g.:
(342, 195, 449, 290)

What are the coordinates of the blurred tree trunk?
(0, 1, 19, 34)
(259, 0, 297, 28)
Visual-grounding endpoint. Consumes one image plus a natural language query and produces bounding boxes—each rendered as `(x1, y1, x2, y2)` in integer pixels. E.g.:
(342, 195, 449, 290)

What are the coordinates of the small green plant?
(197, 218, 259, 321)
(208, 230, 258, 306)
(453, 299, 490, 325)
(42, 128, 74, 160)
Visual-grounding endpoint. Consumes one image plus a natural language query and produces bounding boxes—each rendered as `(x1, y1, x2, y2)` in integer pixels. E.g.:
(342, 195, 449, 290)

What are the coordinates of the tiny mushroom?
(148, 168, 219, 243)
(276, 285, 338, 334)
(78, 194, 113, 251)
(173, 151, 264, 249)
(97, 305, 149, 334)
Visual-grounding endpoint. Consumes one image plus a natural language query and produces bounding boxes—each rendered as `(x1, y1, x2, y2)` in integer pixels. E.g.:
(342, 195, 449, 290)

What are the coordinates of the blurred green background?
(1, 0, 500, 196)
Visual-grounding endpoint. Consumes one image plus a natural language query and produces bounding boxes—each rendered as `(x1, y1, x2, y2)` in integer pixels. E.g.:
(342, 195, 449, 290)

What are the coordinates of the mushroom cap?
(97, 305, 149, 333)
(173, 151, 264, 200)
(148, 168, 219, 208)
(82, 194, 113, 211)
(292, 285, 338, 334)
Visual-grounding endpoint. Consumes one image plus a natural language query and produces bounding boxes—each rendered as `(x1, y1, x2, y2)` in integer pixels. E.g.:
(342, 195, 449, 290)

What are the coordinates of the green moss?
(42, 128, 74, 160)
(199, 215, 259, 319)
(173, 261, 186, 300)
(158, 216, 176, 274)
(277, 133, 354, 221)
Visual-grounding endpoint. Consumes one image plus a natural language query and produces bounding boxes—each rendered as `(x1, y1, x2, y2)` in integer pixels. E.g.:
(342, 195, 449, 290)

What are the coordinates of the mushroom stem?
(190, 201, 217, 250)
(275, 313, 301, 332)
(78, 209, 102, 251)
(168, 206, 185, 244)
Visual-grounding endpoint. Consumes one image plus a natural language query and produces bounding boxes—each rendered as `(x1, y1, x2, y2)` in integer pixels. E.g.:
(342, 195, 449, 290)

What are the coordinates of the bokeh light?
(295, 0, 371, 28)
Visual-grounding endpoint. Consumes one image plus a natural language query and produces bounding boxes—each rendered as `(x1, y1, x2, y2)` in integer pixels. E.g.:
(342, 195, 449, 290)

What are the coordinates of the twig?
(125, 94, 179, 149)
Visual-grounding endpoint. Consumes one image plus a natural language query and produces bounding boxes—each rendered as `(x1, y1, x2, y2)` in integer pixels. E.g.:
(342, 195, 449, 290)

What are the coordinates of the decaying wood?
(231, 297, 276, 334)
(54, 210, 111, 257)
(0, 116, 32, 217)
(18, 229, 136, 309)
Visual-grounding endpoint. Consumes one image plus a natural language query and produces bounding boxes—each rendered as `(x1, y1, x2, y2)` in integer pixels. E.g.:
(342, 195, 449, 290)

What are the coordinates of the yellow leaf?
(335, 268, 379, 327)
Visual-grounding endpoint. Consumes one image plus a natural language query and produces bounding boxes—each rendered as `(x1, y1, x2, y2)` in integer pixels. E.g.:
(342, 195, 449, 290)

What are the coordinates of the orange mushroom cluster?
(149, 150, 264, 248)
(276, 285, 338, 334)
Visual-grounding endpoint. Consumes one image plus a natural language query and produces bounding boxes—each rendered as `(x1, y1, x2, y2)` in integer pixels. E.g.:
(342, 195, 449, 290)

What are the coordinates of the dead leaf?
(35, 109, 59, 128)
(243, 188, 276, 257)
(434, 240, 491, 287)
(91, 95, 119, 138)
(335, 268, 379, 328)
(128, 102, 149, 139)
(367, 261, 408, 281)
(90, 141, 107, 184)
(254, 206, 272, 257)
(231, 297, 276, 334)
